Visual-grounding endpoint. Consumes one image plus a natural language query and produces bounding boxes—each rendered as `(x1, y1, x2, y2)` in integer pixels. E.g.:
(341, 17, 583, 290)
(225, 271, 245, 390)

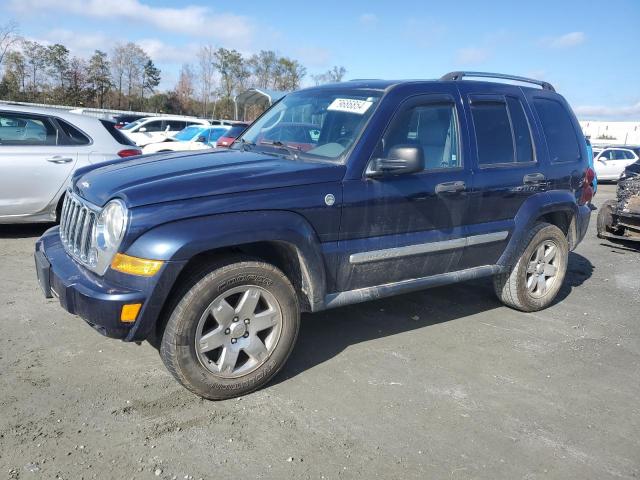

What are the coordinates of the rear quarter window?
(100, 120, 136, 146)
(57, 119, 91, 145)
(533, 97, 581, 163)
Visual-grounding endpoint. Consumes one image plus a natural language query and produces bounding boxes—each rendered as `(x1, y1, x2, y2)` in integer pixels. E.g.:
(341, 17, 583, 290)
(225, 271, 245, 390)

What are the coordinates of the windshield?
(209, 127, 230, 142)
(122, 119, 145, 130)
(175, 126, 205, 141)
(233, 89, 382, 161)
(224, 125, 247, 138)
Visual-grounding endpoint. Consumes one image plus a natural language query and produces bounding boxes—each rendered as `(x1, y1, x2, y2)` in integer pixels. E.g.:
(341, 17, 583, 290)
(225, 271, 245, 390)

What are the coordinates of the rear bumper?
(35, 227, 185, 341)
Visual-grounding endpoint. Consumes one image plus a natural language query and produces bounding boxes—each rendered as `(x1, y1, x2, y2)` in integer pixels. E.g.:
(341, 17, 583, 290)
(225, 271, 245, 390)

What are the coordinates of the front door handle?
(523, 173, 546, 185)
(435, 181, 466, 194)
(46, 156, 73, 164)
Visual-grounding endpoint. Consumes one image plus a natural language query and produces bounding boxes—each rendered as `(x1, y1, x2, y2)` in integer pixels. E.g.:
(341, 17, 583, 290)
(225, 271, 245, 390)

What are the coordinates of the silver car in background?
(0, 104, 141, 223)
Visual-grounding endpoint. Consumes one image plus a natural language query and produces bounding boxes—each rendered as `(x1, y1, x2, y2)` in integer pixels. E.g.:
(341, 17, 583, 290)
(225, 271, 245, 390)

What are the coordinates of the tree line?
(0, 21, 347, 120)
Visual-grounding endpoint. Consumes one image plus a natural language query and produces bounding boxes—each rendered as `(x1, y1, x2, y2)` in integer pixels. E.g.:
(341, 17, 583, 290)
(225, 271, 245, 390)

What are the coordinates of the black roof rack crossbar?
(440, 71, 555, 92)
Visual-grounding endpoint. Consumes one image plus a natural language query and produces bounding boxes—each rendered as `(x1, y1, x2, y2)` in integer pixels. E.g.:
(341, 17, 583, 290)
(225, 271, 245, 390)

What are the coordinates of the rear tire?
(493, 222, 568, 312)
(160, 257, 300, 400)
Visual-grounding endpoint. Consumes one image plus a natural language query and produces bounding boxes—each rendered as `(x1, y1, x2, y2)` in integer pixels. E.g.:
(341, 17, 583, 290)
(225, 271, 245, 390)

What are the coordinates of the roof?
(234, 88, 287, 105)
(0, 102, 104, 128)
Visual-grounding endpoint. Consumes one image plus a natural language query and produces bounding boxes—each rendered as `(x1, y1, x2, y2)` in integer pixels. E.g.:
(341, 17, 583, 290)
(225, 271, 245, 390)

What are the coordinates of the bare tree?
(0, 21, 20, 71)
(248, 50, 278, 89)
(197, 45, 217, 118)
(22, 40, 47, 100)
(312, 65, 347, 85)
(175, 64, 195, 114)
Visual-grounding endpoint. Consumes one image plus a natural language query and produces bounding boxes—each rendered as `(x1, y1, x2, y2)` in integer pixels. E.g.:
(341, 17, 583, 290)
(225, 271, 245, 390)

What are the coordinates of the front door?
(0, 111, 78, 218)
(336, 92, 471, 291)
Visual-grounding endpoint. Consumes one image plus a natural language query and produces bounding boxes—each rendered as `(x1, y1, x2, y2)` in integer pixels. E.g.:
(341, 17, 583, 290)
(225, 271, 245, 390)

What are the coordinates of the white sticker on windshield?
(327, 98, 373, 115)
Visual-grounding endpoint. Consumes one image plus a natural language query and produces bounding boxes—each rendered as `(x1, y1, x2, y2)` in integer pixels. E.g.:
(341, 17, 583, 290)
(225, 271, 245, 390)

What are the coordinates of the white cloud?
(359, 13, 378, 26)
(456, 47, 490, 65)
(574, 102, 640, 120)
(8, 0, 255, 48)
(540, 31, 586, 48)
(294, 46, 331, 68)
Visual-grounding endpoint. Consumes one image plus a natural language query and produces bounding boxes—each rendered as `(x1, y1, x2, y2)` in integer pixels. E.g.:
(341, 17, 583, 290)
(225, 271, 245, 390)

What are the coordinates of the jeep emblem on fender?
(324, 194, 335, 206)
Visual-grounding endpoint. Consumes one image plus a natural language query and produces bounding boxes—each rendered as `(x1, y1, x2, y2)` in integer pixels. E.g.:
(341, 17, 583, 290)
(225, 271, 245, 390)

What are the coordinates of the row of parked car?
(0, 106, 247, 223)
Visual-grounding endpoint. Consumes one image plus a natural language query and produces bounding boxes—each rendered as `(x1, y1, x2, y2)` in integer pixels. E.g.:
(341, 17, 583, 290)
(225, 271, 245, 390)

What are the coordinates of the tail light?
(579, 167, 595, 205)
(114, 124, 122, 129)
(117, 148, 142, 158)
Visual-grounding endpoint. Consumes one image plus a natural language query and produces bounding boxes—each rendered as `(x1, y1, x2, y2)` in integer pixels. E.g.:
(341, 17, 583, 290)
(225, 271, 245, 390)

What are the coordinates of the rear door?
(456, 83, 544, 268)
(0, 111, 78, 217)
(337, 89, 472, 291)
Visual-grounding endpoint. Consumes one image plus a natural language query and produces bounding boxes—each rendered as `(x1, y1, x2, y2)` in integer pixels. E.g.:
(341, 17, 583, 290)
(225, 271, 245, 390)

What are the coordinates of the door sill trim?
(321, 265, 503, 310)
(348, 231, 509, 264)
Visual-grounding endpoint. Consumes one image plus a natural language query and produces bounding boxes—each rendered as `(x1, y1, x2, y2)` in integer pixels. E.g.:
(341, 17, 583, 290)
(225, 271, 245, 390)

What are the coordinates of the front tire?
(494, 222, 568, 312)
(160, 257, 300, 400)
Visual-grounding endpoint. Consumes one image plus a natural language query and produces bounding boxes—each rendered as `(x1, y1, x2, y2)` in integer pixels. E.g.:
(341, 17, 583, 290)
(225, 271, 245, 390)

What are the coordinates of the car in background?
(142, 125, 231, 154)
(0, 104, 141, 223)
(597, 158, 640, 243)
(593, 146, 640, 181)
(113, 114, 148, 129)
(121, 116, 210, 147)
(216, 122, 249, 147)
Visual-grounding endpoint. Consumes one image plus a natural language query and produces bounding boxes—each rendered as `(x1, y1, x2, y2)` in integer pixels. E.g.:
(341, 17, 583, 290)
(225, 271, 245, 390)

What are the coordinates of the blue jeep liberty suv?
(35, 72, 594, 399)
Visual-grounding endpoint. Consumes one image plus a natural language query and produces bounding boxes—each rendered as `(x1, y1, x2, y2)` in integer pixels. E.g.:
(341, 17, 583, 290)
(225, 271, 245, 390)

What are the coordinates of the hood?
(73, 149, 345, 208)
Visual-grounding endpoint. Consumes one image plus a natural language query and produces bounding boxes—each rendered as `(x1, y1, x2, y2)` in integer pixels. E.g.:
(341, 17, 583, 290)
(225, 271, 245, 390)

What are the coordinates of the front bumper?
(35, 227, 185, 341)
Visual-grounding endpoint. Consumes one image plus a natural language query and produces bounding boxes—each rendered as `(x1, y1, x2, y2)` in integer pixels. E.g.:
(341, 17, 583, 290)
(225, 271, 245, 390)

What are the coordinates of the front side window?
(234, 89, 382, 161)
(533, 97, 581, 163)
(0, 112, 58, 146)
(375, 102, 460, 170)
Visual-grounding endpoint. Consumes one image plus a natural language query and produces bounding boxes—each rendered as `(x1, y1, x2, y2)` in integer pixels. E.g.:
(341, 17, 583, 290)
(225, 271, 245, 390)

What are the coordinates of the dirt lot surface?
(1, 184, 638, 480)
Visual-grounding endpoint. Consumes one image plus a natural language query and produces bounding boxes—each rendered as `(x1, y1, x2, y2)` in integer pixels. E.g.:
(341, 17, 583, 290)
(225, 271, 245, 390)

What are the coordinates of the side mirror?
(138, 127, 147, 133)
(196, 136, 207, 143)
(367, 144, 425, 177)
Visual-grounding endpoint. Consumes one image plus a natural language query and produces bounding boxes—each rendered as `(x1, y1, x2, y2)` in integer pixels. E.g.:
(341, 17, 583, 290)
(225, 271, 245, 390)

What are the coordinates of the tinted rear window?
(533, 98, 581, 163)
(471, 102, 514, 165)
(100, 120, 136, 146)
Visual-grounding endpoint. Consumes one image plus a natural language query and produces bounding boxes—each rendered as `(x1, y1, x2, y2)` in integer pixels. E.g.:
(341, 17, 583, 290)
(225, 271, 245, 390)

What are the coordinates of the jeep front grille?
(59, 191, 98, 265)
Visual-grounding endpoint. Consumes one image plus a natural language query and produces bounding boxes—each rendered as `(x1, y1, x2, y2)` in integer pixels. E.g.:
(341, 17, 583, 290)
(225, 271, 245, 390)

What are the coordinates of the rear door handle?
(435, 181, 466, 194)
(523, 173, 546, 185)
(46, 156, 73, 164)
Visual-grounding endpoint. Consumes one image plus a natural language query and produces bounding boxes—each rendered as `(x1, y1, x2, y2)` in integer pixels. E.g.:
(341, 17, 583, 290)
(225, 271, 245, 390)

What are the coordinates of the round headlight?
(96, 199, 127, 249)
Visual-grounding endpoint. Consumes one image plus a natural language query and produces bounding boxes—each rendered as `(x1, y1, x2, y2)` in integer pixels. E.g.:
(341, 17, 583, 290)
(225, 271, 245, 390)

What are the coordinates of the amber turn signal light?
(111, 253, 164, 276)
(120, 303, 142, 323)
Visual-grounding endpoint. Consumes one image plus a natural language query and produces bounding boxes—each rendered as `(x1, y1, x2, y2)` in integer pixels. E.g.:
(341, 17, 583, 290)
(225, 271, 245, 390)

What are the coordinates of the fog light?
(111, 253, 164, 276)
(121, 303, 142, 323)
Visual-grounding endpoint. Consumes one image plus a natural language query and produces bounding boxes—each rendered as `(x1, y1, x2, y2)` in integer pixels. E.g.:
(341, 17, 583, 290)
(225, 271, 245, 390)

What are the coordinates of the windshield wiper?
(258, 140, 302, 159)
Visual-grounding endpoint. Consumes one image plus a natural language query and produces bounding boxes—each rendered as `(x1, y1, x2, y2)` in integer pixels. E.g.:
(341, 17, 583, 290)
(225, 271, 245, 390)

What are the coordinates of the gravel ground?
(0, 184, 638, 480)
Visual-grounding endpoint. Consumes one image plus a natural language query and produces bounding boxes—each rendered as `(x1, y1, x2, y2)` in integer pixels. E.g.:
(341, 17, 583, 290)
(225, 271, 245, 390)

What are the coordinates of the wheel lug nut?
(233, 316, 239, 322)
(225, 328, 230, 335)
(231, 338, 237, 344)
(244, 318, 250, 325)
(243, 332, 249, 338)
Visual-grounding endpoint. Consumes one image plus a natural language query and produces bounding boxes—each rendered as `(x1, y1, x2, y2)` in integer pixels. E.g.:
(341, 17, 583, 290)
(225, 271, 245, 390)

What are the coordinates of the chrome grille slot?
(59, 190, 99, 267)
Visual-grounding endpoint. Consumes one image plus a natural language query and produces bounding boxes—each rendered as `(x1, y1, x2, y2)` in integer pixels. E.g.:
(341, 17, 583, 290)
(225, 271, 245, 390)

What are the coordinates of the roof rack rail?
(440, 71, 555, 92)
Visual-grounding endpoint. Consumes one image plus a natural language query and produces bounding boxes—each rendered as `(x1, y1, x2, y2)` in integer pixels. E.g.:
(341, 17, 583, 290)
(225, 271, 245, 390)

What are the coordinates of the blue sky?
(3, 0, 639, 119)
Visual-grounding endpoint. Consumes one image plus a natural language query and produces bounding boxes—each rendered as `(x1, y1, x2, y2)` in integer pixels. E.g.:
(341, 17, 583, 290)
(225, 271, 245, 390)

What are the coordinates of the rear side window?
(0, 112, 58, 146)
(506, 97, 534, 163)
(471, 102, 514, 165)
(57, 119, 91, 145)
(533, 98, 581, 163)
(165, 120, 188, 131)
(100, 120, 136, 146)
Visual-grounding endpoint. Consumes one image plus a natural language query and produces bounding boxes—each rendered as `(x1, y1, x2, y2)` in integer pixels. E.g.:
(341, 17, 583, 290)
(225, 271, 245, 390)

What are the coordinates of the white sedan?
(121, 116, 210, 147)
(593, 147, 640, 181)
(142, 125, 231, 154)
